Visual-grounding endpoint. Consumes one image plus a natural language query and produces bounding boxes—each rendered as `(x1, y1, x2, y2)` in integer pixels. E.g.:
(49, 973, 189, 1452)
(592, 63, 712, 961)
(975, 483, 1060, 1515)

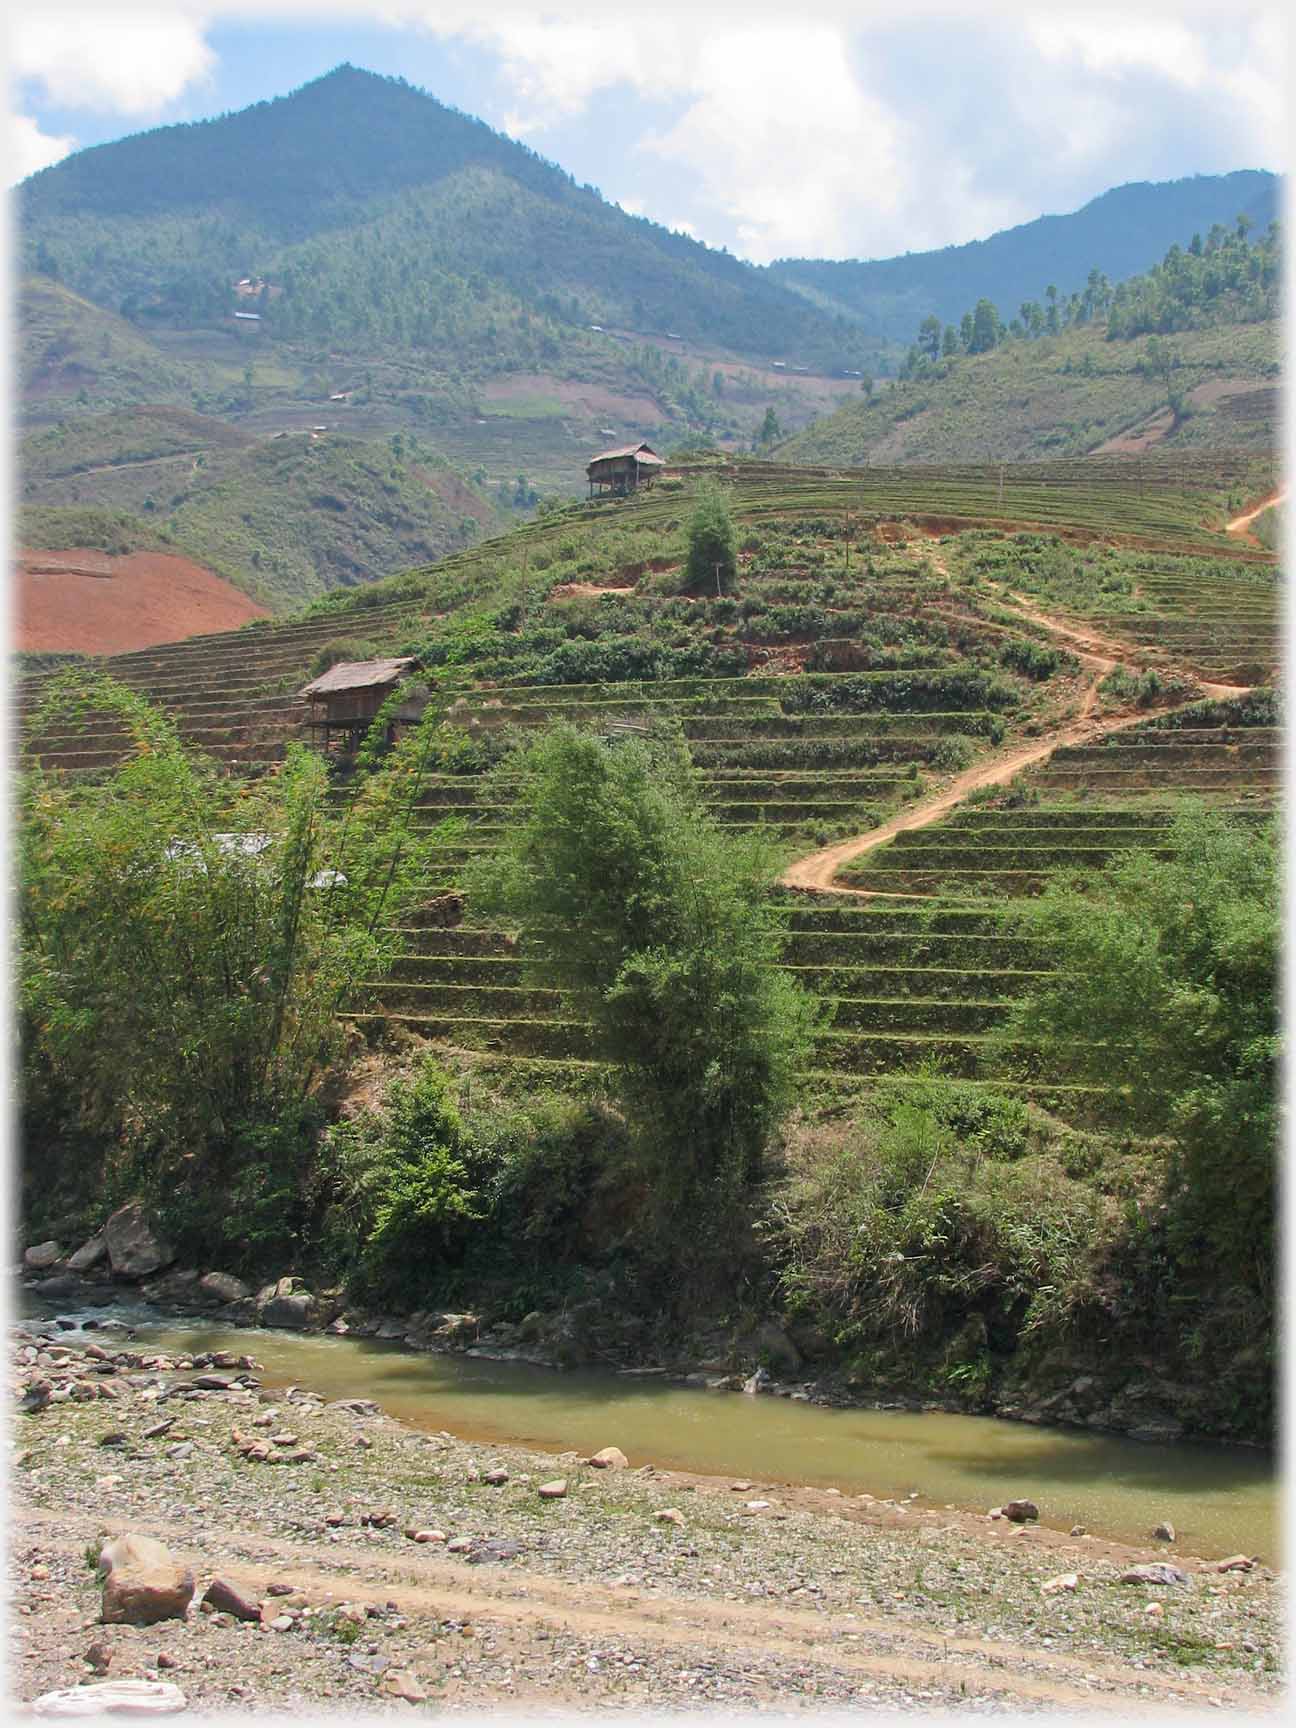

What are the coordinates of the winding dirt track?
(1224, 487, 1286, 536)
(779, 532, 1260, 895)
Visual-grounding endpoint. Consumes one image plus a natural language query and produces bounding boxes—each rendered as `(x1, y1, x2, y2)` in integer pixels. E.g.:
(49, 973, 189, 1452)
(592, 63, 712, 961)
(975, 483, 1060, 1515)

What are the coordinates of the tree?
(756, 405, 782, 447)
(1001, 807, 1277, 1306)
(18, 669, 448, 1235)
(967, 298, 1002, 354)
(917, 314, 942, 360)
(467, 725, 821, 1241)
(683, 479, 738, 594)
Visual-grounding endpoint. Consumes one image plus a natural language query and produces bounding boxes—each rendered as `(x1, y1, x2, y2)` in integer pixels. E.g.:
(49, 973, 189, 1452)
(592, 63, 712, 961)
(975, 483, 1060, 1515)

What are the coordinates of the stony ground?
(9, 1323, 1284, 1717)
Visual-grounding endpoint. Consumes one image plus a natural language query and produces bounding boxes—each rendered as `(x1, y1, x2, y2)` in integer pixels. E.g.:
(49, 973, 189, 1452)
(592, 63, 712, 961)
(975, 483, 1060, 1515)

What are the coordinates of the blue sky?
(7, 1, 1287, 265)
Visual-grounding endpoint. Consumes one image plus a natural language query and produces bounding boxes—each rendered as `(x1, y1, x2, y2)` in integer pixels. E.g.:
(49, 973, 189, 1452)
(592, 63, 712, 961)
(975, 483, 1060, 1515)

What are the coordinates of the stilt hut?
(586, 441, 664, 497)
(300, 656, 425, 756)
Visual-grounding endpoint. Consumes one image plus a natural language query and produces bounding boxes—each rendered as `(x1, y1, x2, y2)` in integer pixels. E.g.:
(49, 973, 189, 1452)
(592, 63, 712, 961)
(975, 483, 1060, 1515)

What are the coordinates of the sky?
(3, 0, 1290, 266)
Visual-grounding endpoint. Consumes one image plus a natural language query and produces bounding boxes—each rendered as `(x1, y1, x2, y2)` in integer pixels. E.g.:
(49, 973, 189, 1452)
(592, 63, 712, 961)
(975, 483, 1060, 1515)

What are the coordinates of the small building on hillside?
(586, 441, 664, 497)
(300, 657, 425, 757)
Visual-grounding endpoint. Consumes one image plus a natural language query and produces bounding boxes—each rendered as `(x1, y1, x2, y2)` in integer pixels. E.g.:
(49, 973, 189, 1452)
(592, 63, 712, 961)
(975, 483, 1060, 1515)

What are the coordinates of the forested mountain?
(776, 223, 1280, 467)
(770, 171, 1280, 346)
(18, 64, 873, 374)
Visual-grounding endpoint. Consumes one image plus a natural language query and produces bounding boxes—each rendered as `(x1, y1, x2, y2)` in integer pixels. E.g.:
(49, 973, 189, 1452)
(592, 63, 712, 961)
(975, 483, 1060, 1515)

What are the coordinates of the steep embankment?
(16, 546, 270, 653)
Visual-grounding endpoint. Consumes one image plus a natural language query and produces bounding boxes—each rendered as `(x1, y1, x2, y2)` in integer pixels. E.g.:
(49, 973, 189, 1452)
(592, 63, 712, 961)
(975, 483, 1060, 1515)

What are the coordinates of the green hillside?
(18, 416, 502, 609)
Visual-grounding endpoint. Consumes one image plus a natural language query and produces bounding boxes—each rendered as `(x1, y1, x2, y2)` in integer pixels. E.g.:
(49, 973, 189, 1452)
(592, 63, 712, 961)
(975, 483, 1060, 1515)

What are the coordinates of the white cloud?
(1027, 13, 1212, 87)
(9, 113, 77, 183)
(12, 8, 216, 115)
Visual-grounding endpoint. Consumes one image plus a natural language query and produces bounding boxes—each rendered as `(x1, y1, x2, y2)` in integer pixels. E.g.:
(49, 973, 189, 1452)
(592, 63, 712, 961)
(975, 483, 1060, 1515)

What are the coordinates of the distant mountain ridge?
(770, 171, 1281, 347)
(19, 66, 1281, 376)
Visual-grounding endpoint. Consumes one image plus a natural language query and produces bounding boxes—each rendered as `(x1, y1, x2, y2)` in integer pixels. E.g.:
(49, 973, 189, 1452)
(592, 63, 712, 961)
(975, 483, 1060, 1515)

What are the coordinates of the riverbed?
(35, 1296, 1278, 1563)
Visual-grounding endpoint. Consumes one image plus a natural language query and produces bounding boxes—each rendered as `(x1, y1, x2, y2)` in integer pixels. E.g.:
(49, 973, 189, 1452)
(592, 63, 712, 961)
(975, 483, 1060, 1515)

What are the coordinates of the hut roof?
(299, 656, 415, 696)
(588, 441, 664, 466)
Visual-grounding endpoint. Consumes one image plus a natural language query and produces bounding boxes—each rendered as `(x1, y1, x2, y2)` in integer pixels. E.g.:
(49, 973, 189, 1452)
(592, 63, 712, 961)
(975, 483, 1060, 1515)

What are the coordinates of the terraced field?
(17, 455, 1279, 1115)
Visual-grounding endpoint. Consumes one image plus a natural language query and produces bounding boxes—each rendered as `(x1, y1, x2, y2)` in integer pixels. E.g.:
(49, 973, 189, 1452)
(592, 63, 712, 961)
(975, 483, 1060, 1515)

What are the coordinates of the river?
(29, 1295, 1279, 1564)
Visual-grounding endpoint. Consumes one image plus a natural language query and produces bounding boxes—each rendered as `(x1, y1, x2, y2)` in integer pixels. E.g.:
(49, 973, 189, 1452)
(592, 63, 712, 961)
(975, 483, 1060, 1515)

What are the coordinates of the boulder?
(98, 1534, 195, 1625)
(1153, 1522, 1176, 1543)
(588, 1446, 629, 1470)
(259, 1278, 317, 1330)
(24, 1241, 64, 1271)
(103, 1206, 175, 1280)
(1001, 1499, 1040, 1523)
(1120, 1562, 1190, 1587)
(30, 1679, 188, 1716)
(67, 1233, 108, 1274)
(746, 1321, 802, 1375)
(201, 1577, 261, 1621)
(198, 1271, 249, 1305)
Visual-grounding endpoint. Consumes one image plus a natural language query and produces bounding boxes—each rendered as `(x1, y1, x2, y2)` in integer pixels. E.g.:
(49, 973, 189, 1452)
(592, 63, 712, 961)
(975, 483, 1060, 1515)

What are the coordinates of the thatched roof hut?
(586, 441, 664, 496)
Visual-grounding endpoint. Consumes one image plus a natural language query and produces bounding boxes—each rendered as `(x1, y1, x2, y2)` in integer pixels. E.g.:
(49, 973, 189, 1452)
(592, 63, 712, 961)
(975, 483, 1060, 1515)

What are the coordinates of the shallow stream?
(28, 1297, 1278, 1563)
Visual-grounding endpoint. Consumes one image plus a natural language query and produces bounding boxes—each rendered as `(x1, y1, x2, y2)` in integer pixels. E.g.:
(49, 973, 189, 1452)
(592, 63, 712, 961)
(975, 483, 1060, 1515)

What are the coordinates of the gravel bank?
(10, 1325, 1283, 1716)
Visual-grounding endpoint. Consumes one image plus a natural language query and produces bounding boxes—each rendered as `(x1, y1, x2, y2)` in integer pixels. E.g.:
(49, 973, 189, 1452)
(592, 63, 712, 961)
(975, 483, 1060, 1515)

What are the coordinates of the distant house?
(586, 441, 665, 497)
(299, 657, 426, 757)
(233, 311, 261, 321)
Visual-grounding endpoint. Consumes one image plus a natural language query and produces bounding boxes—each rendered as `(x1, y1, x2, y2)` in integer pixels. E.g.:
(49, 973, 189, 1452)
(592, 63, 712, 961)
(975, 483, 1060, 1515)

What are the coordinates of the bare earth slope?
(16, 547, 269, 654)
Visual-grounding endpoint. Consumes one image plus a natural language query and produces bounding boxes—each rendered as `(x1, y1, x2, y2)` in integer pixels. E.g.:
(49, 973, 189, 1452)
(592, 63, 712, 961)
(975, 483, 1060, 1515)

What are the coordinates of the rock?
(201, 1577, 261, 1621)
(65, 1234, 106, 1274)
(264, 1582, 296, 1597)
(98, 1534, 195, 1625)
(381, 1670, 427, 1703)
(24, 1241, 64, 1271)
(268, 1614, 294, 1632)
(1128, 1419, 1186, 1445)
(446, 1537, 473, 1553)
(84, 1639, 114, 1673)
(259, 1278, 317, 1330)
(742, 1366, 771, 1396)
(198, 1271, 249, 1305)
(1153, 1522, 1176, 1542)
(103, 1206, 174, 1280)
(1041, 1573, 1079, 1594)
(467, 1538, 521, 1564)
(747, 1321, 802, 1375)
(1069, 1526, 1087, 1537)
(730, 1480, 753, 1492)
(1120, 1563, 1190, 1587)
(588, 1446, 629, 1471)
(1001, 1499, 1039, 1523)
(31, 1679, 188, 1715)
(482, 1467, 510, 1485)
(745, 1500, 772, 1512)
(1216, 1554, 1256, 1573)
(655, 1508, 685, 1526)
(1144, 1601, 1164, 1618)
(538, 1478, 568, 1499)
(406, 1530, 446, 1544)
(192, 1374, 234, 1391)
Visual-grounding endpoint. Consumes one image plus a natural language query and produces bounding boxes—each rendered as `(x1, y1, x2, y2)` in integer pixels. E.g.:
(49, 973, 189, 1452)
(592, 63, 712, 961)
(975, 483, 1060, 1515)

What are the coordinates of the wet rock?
(201, 1577, 261, 1621)
(24, 1241, 64, 1271)
(198, 1272, 249, 1305)
(1001, 1499, 1039, 1523)
(588, 1446, 629, 1470)
(98, 1534, 195, 1625)
(192, 1374, 234, 1391)
(538, 1478, 568, 1499)
(1120, 1563, 1191, 1587)
(1153, 1522, 1176, 1542)
(103, 1205, 175, 1281)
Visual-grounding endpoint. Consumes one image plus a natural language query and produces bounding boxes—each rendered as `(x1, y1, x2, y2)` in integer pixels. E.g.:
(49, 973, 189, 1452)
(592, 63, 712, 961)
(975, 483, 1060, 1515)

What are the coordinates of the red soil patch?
(15, 546, 269, 654)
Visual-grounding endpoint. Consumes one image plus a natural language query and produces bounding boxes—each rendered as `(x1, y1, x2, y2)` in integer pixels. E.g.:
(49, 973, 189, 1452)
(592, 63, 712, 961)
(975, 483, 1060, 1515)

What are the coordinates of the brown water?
(39, 1300, 1279, 1563)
